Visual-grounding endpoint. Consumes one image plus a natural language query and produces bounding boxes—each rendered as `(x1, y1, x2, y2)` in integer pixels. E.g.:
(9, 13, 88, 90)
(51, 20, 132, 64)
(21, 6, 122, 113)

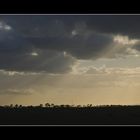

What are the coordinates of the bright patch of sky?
(78, 55, 140, 69)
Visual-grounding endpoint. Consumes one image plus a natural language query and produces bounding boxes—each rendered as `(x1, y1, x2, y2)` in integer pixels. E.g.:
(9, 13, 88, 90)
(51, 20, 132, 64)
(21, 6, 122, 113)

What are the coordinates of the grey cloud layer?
(86, 15, 140, 39)
(4, 15, 140, 38)
(0, 15, 140, 73)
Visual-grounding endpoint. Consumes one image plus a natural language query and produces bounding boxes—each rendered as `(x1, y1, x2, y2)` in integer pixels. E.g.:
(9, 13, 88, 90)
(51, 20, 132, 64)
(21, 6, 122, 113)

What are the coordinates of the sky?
(1, 15, 140, 105)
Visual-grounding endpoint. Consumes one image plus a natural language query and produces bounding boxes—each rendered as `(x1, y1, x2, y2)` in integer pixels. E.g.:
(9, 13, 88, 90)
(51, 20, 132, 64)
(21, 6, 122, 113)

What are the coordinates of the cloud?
(0, 16, 113, 73)
(0, 21, 12, 31)
(0, 48, 76, 73)
(4, 15, 140, 39)
(86, 15, 140, 39)
(0, 88, 35, 95)
(0, 15, 140, 73)
(29, 32, 113, 59)
(80, 65, 140, 75)
(0, 69, 43, 76)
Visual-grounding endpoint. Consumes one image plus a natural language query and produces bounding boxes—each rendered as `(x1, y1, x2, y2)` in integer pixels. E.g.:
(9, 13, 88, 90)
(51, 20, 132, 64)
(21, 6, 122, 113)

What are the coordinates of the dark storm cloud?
(0, 15, 114, 73)
(7, 15, 140, 39)
(2, 15, 140, 38)
(0, 48, 75, 73)
(85, 15, 140, 39)
(0, 15, 140, 73)
(27, 32, 113, 59)
(0, 16, 77, 73)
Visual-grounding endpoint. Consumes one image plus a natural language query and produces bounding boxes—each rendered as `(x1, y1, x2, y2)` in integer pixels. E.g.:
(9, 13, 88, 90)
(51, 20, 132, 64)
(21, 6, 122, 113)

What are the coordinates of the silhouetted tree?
(65, 105, 71, 108)
(28, 105, 33, 108)
(87, 104, 92, 107)
(19, 105, 22, 108)
(10, 104, 13, 108)
(39, 104, 43, 107)
(15, 104, 18, 108)
(53, 105, 59, 108)
(77, 105, 82, 108)
(60, 105, 65, 108)
(50, 104, 54, 108)
(45, 103, 50, 108)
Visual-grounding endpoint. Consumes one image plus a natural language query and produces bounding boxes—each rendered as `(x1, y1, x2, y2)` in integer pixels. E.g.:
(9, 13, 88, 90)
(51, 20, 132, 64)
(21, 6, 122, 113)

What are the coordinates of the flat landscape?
(0, 105, 140, 125)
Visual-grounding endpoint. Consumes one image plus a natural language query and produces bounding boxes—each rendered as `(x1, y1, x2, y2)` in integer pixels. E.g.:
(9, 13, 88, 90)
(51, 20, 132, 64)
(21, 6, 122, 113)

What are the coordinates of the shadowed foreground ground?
(0, 105, 140, 125)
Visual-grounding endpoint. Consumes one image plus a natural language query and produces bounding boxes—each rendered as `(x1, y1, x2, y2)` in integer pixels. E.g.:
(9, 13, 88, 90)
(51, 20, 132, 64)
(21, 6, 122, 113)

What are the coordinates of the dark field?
(0, 105, 140, 125)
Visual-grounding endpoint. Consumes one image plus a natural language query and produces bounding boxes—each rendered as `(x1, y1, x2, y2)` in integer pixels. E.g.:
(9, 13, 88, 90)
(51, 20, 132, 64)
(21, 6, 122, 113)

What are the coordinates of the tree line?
(0, 103, 128, 108)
